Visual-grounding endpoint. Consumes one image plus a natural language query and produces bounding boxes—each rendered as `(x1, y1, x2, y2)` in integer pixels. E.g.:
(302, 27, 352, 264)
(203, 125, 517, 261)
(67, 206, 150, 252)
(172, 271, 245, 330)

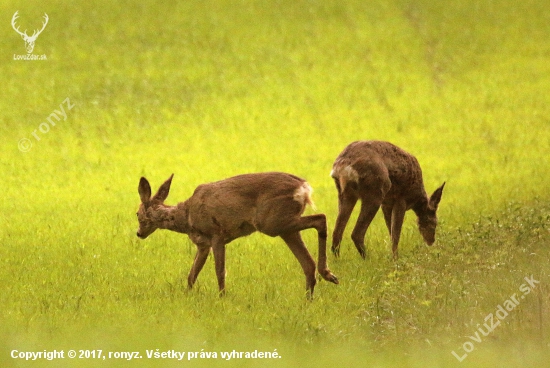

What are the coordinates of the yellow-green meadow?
(1, 1, 549, 366)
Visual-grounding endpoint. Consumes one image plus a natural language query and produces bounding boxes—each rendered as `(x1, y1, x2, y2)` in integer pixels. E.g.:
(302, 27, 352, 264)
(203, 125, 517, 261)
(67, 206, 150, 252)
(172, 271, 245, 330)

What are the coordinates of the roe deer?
(136, 172, 338, 299)
(330, 141, 445, 259)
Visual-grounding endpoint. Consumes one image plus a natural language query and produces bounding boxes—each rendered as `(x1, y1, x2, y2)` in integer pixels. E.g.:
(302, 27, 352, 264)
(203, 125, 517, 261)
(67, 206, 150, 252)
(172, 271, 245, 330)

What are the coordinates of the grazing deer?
(330, 141, 445, 259)
(136, 172, 338, 299)
(11, 11, 49, 54)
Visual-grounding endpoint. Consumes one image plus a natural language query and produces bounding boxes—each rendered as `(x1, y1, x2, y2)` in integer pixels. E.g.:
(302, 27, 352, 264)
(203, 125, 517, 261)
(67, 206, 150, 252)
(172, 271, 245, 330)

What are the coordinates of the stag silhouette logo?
(11, 11, 49, 54)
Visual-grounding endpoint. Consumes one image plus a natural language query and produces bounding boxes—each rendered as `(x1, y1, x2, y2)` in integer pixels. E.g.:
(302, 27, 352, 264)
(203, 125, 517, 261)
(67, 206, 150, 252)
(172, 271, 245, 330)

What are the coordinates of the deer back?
(185, 172, 312, 240)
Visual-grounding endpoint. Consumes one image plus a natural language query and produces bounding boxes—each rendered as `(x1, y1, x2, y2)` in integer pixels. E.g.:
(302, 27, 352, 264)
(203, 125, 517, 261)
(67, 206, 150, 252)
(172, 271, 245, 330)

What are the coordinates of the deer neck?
(154, 202, 191, 234)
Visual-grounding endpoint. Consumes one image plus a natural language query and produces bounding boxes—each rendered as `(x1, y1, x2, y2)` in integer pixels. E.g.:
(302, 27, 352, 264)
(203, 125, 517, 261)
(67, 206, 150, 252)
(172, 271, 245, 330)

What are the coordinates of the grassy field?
(1, 0, 550, 366)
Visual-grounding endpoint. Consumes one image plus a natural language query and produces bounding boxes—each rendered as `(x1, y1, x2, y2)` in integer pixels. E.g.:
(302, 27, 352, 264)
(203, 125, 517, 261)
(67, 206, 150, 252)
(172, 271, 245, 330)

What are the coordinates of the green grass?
(1, 0, 550, 366)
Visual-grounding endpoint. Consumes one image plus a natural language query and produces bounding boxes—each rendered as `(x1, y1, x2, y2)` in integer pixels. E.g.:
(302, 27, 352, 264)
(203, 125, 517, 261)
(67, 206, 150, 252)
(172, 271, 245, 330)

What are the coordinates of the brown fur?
(136, 172, 338, 299)
(330, 141, 445, 258)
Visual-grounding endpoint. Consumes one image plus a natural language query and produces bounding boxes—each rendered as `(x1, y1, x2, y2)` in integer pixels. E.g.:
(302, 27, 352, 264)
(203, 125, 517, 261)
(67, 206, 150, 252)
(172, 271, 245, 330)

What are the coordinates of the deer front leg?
(351, 199, 381, 259)
(331, 192, 358, 257)
(390, 200, 407, 259)
(211, 237, 227, 296)
(188, 245, 210, 290)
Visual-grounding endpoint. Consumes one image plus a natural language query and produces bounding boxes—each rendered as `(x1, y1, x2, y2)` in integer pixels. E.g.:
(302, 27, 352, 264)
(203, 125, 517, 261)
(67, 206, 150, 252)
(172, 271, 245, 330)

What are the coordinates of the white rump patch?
(342, 165, 359, 183)
(293, 182, 315, 209)
(332, 165, 359, 183)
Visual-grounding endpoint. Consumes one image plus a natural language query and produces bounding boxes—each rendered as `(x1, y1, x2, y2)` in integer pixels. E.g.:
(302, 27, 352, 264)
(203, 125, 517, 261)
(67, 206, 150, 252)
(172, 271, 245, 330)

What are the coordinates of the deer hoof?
(322, 271, 339, 285)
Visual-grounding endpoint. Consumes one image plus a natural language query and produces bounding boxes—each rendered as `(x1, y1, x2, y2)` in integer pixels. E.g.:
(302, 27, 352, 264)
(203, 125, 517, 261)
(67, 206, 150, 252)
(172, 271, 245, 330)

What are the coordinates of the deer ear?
(429, 182, 445, 210)
(138, 177, 152, 205)
(152, 174, 174, 203)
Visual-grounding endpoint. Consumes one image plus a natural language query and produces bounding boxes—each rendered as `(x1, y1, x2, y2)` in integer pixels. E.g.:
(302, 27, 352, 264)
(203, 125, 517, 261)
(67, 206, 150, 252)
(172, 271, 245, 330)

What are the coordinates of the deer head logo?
(11, 11, 49, 54)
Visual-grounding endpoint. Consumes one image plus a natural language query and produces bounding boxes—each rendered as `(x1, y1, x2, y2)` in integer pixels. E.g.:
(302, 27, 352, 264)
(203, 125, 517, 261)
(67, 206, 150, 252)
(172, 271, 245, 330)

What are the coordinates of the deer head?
(417, 182, 446, 246)
(136, 174, 174, 239)
(11, 11, 49, 54)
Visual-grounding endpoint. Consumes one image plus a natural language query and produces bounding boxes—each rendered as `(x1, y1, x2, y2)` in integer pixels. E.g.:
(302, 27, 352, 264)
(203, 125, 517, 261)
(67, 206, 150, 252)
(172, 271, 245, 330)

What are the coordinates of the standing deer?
(136, 172, 338, 299)
(11, 11, 49, 54)
(330, 141, 445, 259)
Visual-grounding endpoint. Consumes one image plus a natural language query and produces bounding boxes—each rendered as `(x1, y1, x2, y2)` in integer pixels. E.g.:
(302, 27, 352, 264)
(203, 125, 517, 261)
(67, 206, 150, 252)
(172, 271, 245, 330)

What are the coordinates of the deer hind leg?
(283, 214, 339, 285)
(187, 245, 210, 290)
(331, 186, 358, 257)
(256, 201, 338, 289)
(382, 204, 393, 237)
(351, 199, 381, 259)
(279, 231, 317, 300)
(211, 237, 227, 296)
